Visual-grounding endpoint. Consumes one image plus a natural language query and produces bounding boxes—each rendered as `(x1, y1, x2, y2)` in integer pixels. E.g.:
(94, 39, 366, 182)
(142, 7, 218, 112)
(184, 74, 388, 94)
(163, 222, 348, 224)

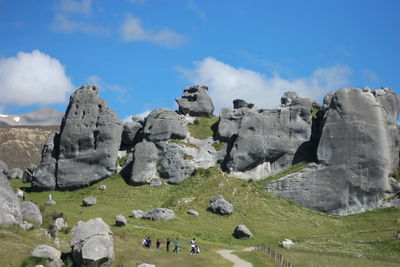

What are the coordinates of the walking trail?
(217, 247, 255, 267)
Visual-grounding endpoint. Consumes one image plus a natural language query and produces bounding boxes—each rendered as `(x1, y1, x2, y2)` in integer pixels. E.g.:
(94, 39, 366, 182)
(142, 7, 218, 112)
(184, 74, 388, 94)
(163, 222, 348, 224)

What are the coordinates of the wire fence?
(255, 243, 295, 267)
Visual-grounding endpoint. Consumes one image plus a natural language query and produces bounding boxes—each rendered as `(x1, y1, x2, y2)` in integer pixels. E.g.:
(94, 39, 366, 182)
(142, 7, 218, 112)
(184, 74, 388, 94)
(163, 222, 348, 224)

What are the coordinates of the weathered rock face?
(22, 164, 37, 183)
(142, 208, 175, 220)
(57, 85, 123, 189)
(7, 168, 23, 179)
(0, 160, 8, 175)
(70, 218, 114, 267)
(225, 92, 316, 180)
(31, 245, 62, 265)
(121, 118, 143, 146)
(32, 85, 123, 190)
(217, 108, 247, 142)
(21, 201, 42, 226)
(0, 172, 22, 226)
(176, 85, 214, 117)
(143, 109, 188, 142)
(266, 88, 400, 215)
(127, 141, 159, 185)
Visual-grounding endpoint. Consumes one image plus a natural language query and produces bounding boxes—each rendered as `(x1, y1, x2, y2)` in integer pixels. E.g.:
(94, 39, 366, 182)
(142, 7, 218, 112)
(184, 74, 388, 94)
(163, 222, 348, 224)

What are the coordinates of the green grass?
(256, 160, 311, 186)
(4, 166, 400, 266)
(212, 142, 227, 151)
(169, 139, 199, 149)
(188, 116, 219, 139)
(233, 250, 278, 267)
(116, 156, 127, 167)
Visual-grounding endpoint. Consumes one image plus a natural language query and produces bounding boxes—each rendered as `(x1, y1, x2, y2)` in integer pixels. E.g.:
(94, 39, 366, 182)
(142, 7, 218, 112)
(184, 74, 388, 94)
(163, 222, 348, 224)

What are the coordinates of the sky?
(0, 0, 399, 121)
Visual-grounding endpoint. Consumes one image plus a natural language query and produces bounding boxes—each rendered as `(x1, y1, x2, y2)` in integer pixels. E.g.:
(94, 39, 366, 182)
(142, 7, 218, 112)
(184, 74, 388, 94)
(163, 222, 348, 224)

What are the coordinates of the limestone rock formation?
(22, 164, 37, 183)
(143, 109, 188, 142)
(187, 209, 199, 216)
(208, 195, 233, 215)
(131, 210, 143, 218)
(266, 88, 400, 215)
(0, 160, 8, 175)
(31, 245, 63, 266)
(53, 217, 68, 231)
(0, 172, 22, 226)
(217, 108, 247, 142)
(7, 168, 23, 179)
(21, 201, 42, 226)
(32, 85, 123, 190)
(142, 208, 175, 220)
(233, 225, 253, 239)
(82, 196, 97, 206)
(70, 218, 114, 266)
(115, 215, 127, 226)
(121, 117, 143, 146)
(176, 85, 214, 117)
(127, 141, 159, 185)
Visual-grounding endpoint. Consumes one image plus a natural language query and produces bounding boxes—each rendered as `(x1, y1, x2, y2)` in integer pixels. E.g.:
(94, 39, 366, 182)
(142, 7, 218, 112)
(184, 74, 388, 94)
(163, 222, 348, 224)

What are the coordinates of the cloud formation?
(51, 14, 109, 35)
(0, 50, 74, 108)
(120, 14, 186, 47)
(178, 57, 352, 112)
(57, 0, 93, 16)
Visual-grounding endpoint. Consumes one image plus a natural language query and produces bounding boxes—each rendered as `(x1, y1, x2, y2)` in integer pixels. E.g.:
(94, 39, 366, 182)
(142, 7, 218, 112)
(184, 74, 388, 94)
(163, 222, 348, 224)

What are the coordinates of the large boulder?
(142, 208, 175, 220)
(127, 141, 159, 185)
(176, 85, 214, 117)
(217, 108, 247, 142)
(22, 164, 37, 183)
(266, 88, 400, 215)
(21, 201, 42, 226)
(143, 109, 188, 142)
(115, 215, 127, 226)
(32, 85, 123, 191)
(121, 117, 143, 146)
(233, 225, 253, 239)
(7, 168, 23, 179)
(31, 245, 62, 266)
(70, 218, 114, 266)
(225, 92, 316, 180)
(208, 196, 233, 215)
(82, 196, 97, 206)
(0, 172, 22, 226)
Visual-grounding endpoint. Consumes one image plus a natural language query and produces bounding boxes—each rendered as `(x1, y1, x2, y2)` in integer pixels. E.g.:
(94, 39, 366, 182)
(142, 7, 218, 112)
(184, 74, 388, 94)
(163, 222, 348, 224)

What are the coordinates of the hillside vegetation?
(3, 166, 400, 266)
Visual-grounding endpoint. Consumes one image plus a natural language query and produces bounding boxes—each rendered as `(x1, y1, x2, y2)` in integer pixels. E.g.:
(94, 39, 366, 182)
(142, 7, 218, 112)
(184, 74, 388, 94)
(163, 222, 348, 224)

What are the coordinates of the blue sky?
(0, 0, 399, 120)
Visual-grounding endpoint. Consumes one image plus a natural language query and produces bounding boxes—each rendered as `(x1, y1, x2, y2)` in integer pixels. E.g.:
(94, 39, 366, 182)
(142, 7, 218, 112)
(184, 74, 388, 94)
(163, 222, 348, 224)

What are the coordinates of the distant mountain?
(0, 108, 63, 126)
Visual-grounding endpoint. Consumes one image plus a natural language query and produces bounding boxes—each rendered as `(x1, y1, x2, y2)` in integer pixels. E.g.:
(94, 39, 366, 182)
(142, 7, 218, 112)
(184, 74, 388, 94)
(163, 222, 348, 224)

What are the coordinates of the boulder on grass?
(187, 209, 199, 216)
(233, 225, 252, 239)
(142, 208, 175, 220)
(280, 239, 295, 249)
(82, 196, 96, 206)
(131, 210, 143, 218)
(208, 197, 233, 215)
(0, 172, 22, 226)
(21, 201, 42, 226)
(31, 245, 62, 266)
(115, 215, 127, 226)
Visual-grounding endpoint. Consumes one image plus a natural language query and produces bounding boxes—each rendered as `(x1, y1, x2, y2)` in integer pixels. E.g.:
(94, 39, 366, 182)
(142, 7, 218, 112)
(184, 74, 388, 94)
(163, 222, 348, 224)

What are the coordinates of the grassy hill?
(3, 166, 400, 266)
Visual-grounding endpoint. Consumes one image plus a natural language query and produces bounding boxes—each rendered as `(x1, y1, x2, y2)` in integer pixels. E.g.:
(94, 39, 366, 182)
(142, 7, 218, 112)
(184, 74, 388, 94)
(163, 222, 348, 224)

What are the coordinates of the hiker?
(173, 237, 179, 253)
(190, 238, 196, 255)
(146, 237, 152, 248)
(16, 188, 25, 201)
(49, 194, 52, 201)
(195, 245, 200, 254)
(142, 238, 147, 248)
(166, 238, 171, 252)
(156, 238, 161, 249)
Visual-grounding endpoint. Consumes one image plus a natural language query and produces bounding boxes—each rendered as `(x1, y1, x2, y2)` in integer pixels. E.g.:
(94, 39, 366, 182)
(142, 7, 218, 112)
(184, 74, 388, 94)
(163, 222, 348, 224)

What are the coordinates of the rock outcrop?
(82, 196, 97, 206)
(32, 85, 123, 190)
(233, 225, 253, 239)
(0, 172, 22, 226)
(70, 218, 114, 266)
(142, 208, 175, 220)
(127, 141, 159, 185)
(121, 116, 143, 147)
(208, 195, 233, 215)
(115, 215, 127, 226)
(31, 245, 63, 267)
(266, 88, 400, 215)
(176, 85, 214, 117)
(21, 201, 42, 226)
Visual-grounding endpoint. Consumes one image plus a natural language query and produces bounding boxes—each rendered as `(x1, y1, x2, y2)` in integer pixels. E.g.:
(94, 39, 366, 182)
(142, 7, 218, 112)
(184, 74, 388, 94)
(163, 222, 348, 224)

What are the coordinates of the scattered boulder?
(53, 217, 68, 231)
(280, 239, 295, 249)
(187, 209, 199, 216)
(138, 264, 156, 267)
(20, 220, 34, 230)
(0, 172, 22, 226)
(149, 178, 162, 187)
(21, 201, 42, 226)
(7, 167, 23, 179)
(82, 196, 97, 206)
(131, 210, 143, 218)
(99, 184, 107, 190)
(127, 141, 158, 185)
(143, 109, 188, 142)
(31, 245, 62, 266)
(142, 208, 175, 220)
(115, 215, 127, 226)
(178, 197, 195, 204)
(176, 85, 214, 117)
(46, 200, 57, 206)
(233, 225, 253, 239)
(208, 196, 233, 215)
(209, 194, 224, 203)
(70, 218, 114, 267)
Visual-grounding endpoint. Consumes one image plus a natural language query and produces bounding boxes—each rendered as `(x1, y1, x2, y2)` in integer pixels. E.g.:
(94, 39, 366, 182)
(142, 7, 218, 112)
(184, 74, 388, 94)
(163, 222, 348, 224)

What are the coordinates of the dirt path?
(217, 247, 254, 267)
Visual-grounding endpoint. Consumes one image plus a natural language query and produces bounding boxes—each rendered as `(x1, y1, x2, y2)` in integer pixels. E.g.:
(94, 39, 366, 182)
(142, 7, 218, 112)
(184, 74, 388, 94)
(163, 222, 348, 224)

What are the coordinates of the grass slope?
(4, 166, 400, 266)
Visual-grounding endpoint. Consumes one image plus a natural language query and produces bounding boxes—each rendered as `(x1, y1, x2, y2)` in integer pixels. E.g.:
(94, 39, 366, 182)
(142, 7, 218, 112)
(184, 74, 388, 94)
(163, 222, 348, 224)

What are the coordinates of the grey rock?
(281, 239, 295, 249)
(20, 220, 34, 230)
(0, 172, 22, 226)
(48, 258, 64, 267)
(53, 217, 68, 231)
(178, 197, 195, 204)
(115, 215, 127, 226)
(233, 225, 253, 239)
(176, 85, 214, 117)
(363, 86, 372, 93)
(31, 244, 61, 261)
(143, 109, 188, 142)
(7, 168, 23, 179)
(138, 264, 156, 267)
(187, 209, 199, 216)
(46, 200, 57, 206)
(121, 120, 143, 146)
(22, 164, 37, 183)
(70, 218, 114, 267)
(82, 196, 97, 206)
(217, 108, 247, 142)
(209, 194, 224, 203)
(99, 184, 107, 190)
(128, 141, 158, 185)
(0, 160, 8, 175)
(157, 142, 195, 184)
(142, 208, 175, 220)
(266, 88, 400, 215)
(21, 201, 42, 225)
(233, 99, 253, 109)
(208, 198, 233, 215)
(131, 210, 143, 218)
(149, 178, 162, 187)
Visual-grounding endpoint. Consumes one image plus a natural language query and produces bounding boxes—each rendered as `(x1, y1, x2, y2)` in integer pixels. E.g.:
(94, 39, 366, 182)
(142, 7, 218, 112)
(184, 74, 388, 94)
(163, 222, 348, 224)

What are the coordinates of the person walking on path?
(190, 238, 196, 255)
(142, 238, 146, 248)
(166, 238, 171, 252)
(172, 237, 180, 253)
(156, 238, 161, 249)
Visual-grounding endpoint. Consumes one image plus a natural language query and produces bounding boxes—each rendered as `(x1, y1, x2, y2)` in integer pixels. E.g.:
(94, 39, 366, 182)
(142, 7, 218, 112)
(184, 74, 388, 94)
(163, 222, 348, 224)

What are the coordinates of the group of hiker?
(142, 237, 200, 255)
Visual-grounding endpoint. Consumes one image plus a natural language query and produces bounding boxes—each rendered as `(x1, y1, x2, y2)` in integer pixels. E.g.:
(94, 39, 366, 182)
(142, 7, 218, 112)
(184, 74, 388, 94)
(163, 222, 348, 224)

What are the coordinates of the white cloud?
(0, 50, 74, 107)
(120, 14, 186, 47)
(187, 0, 207, 20)
(51, 14, 109, 35)
(178, 57, 352, 112)
(57, 0, 93, 16)
(123, 110, 151, 122)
